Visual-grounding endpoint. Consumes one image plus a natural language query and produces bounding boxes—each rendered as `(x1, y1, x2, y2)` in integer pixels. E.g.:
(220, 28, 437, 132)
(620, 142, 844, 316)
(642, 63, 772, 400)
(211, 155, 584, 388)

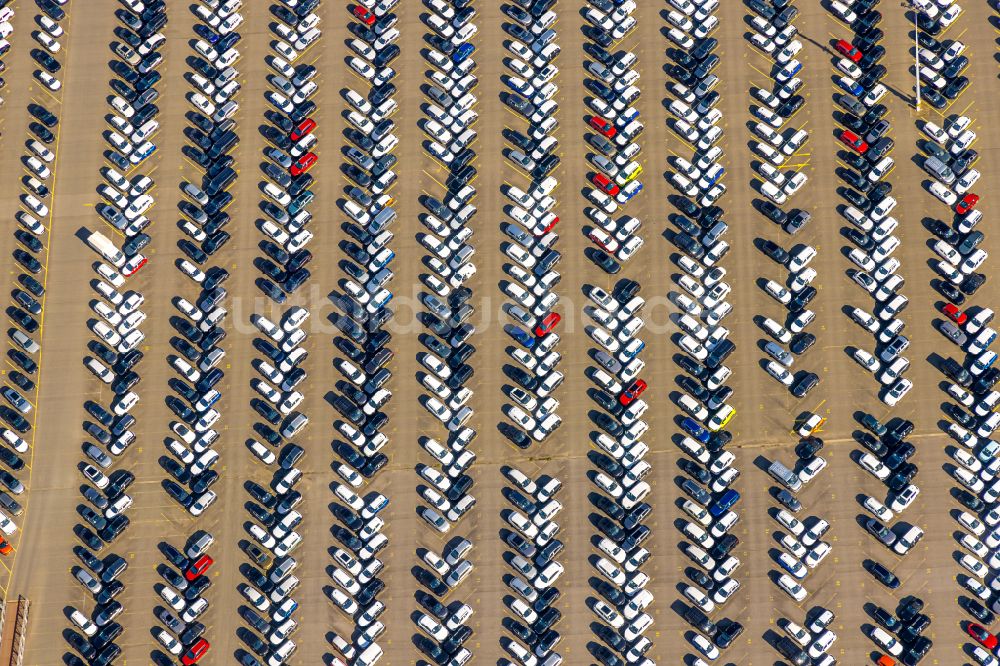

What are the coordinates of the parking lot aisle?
(5, 3, 121, 664)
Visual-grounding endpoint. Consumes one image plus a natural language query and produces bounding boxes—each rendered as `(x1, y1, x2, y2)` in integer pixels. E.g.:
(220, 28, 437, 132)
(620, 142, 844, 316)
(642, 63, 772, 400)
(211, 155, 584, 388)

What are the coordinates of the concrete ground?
(0, 0, 994, 664)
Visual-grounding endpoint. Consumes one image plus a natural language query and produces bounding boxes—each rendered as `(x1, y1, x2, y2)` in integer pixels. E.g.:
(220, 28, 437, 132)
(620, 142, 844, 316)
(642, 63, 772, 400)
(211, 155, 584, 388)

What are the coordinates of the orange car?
(0, 539, 12, 555)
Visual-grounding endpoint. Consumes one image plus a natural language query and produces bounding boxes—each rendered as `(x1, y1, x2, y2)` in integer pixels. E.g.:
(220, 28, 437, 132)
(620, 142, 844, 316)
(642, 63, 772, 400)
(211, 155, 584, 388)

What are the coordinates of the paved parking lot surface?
(0, 0, 999, 664)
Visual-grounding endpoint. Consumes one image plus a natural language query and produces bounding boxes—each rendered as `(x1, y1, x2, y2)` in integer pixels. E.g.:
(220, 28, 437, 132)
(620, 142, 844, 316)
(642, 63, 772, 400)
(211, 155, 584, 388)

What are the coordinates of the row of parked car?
(69, 0, 159, 662)
(579, 2, 658, 666)
(663, 1, 744, 664)
(829, 2, 932, 664)
(498, 467, 566, 666)
(826, 11, 916, 411)
(744, 1, 820, 405)
(326, 0, 401, 663)
(496, 0, 566, 450)
(409, 0, 480, 664)
(496, 2, 572, 664)
(241, 0, 325, 664)
(911, 2, 1000, 663)
(0, 0, 43, 569)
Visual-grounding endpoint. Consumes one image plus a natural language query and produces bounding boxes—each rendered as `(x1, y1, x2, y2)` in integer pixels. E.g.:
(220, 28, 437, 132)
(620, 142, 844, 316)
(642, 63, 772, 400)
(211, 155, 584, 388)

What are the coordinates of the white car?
(777, 574, 807, 601)
(959, 511, 986, 536)
(929, 181, 958, 205)
(883, 378, 913, 406)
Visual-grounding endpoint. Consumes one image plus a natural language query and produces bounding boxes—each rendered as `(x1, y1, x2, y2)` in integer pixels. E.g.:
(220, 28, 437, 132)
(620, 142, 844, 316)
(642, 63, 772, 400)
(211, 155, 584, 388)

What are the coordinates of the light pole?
(910, 1, 922, 111)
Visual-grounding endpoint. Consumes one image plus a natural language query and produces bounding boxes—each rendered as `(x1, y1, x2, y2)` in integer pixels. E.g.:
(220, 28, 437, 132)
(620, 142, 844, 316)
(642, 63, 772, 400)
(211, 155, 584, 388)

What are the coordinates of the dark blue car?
(504, 324, 535, 349)
(680, 417, 709, 443)
(452, 43, 475, 64)
(708, 489, 740, 517)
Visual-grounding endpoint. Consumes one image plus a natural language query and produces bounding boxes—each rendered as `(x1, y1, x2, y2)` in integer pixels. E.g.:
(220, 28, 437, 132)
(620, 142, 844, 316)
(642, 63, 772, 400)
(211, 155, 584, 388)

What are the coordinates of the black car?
(955, 488, 985, 512)
(586, 248, 620, 274)
(935, 279, 966, 305)
(870, 605, 900, 631)
(687, 567, 715, 592)
(961, 272, 987, 296)
(759, 200, 787, 225)
(966, 599, 995, 624)
(777, 94, 804, 117)
(28, 104, 58, 128)
(679, 458, 712, 485)
(791, 372, 819, 398)
(887, 463, 917, 491)
(952, 148, 979, 175)
(709, 534, 738, 561)
(921, 85, 947, 109)
(31, 49, 60, 73)
(8, 350, 35, 375)
(176, 622, 205, 649)
(776, 489, 801, 512)
(715, 619, 744, 649)
(760, 239, 789, 263)
(899, 613, 931, 643)
(795, 437, 824, 460)
(357, 577, 387, 604)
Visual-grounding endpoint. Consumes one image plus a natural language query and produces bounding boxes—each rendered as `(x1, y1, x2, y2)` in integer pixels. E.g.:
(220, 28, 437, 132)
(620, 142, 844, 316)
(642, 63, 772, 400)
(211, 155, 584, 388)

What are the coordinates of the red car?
(943, 303, 967, 325)
(591, 172, 620, 196)
(534, 312, 561, 337)
(839, 129, 868, 153)
(122, 255, 147, 276)
(589, 116, 617, 138)
(535, 214, 558, 235)
(185, 554, 213, 581)
(967, 623, 998, 650)
(620, 379, 647, 406)
(957, 193, 979, 215)
(834, 39, 862, 62)
(352, 6, 376, 25)
(291, 152, 317, 177)
(290, 117, 316, 142)
(181, 638, 210, 665)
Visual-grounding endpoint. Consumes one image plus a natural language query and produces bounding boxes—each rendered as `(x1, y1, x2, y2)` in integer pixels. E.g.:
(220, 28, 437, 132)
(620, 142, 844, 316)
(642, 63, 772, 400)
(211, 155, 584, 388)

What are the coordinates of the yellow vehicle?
(616, 161, 643, 186)
(708, 405, 735, 432)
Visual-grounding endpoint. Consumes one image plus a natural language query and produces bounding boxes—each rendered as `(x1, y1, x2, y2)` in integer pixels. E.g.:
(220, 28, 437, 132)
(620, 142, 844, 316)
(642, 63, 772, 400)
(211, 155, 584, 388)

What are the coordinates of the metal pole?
(912, 2, 922, 111)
